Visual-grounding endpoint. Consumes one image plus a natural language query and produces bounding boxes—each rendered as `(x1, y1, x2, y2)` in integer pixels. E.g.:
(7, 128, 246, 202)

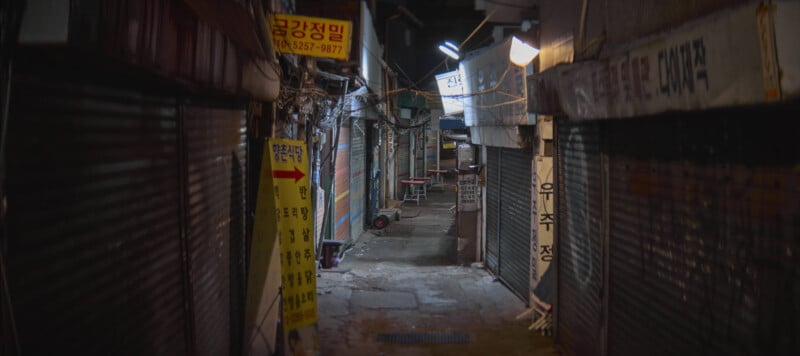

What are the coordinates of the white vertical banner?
(435, 70, 464, 115)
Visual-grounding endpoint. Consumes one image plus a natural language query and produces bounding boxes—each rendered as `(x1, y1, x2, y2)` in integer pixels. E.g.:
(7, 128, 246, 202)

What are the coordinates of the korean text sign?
(269, 138, 317, 331)
(269, 14, 352, 60)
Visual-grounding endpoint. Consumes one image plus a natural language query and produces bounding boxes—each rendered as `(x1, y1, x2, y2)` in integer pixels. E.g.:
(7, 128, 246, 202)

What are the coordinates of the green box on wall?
(397, 91, 426, 109)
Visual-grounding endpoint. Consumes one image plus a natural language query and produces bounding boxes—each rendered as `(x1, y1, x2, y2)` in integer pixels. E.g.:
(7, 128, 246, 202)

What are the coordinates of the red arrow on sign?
(272, 166, 305, 183)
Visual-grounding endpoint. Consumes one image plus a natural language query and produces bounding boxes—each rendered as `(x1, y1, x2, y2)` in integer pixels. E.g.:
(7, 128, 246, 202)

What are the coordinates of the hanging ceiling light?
(509, 36, 539, 66)
(438, 40, 460, 60)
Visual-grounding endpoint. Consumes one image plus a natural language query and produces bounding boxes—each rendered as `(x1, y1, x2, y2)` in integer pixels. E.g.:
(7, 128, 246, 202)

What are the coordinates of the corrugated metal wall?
(334, 124, 351, 241)
(182, 105, 247, 356)
(556, 120, 604, 356)
(483, 146, 534, 302)
(349, 118, 366, 240)
(5, 76, 187, 355)
(556, 104, 800, 355)
(605, 109, 800, 355)
(5, 64, 253, 355)
(498, 148, 534, 303)
(485, 147, 501, 273)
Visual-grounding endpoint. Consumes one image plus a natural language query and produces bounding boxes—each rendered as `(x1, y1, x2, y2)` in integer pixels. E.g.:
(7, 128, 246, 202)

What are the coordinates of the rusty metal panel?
(605, 108, 800, 355)
(485, 147, 501, 273)
(183, 105, 248, 356)
(5, 76, 186, 355)
(334, 125, 351, 241)
(498, 148, 533, 304)
(556, 119, 604, 356)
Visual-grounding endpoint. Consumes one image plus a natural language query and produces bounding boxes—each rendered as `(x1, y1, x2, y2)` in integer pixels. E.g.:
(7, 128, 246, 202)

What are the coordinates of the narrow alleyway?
(316, 172, 560, 355)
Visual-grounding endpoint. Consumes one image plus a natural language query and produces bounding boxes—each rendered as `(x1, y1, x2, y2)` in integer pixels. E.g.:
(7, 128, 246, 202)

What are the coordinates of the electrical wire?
(275, 39, 527, 136)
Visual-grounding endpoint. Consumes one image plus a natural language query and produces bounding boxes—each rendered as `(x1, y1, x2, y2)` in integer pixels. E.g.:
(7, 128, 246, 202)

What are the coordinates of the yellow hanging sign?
(269, 13, 352, 60)
(269, 138, 317, 331)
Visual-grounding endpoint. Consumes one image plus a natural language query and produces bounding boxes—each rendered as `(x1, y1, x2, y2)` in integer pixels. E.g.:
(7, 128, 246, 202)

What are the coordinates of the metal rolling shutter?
(349, 118, 366, 239)
(485, 147, 501, 273)
(183, 105, 247, 356)
(396, 129, 410, 193)
(605, 111, 800, 355)
(556, 120, 603, 356)
(5, 77, 187, 355)
(498, 148, 533, 303)
(334, 124, 351, 241)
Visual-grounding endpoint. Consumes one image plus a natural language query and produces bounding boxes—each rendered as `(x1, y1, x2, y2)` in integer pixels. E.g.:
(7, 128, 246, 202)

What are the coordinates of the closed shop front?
(555, 120, 604, 356)
(5, 64, 252, 355)
(555, 105, 800, 355)
(182, 105, 248, 356)
(484, 146, 534, 303)
(485, 147, 501, 274)
(334, 123, 351, 242)
(349, 118, 366, 240)
(605, 109, 800, 355)
(5, 74, 188, 355)
(533, 2, 800, 355)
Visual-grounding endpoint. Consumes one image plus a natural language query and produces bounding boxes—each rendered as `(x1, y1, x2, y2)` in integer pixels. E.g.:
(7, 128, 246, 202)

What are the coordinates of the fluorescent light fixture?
(438, 40, 460, 60)
(509, 36, 539, 66)
(435, 69, 464, 115)
(438, 44, 460, 60)
(443, 41, 459, 52)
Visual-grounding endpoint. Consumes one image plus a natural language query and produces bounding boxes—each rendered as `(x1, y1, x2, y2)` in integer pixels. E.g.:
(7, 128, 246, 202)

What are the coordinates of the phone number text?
(274, 39, 344, 55)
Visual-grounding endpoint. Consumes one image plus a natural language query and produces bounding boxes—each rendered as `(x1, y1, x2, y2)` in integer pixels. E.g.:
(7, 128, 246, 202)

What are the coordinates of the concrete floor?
(316, 174, 561, 355)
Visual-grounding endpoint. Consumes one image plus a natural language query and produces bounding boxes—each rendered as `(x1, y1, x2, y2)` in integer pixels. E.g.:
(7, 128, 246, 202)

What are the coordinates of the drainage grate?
(376, 332, 471, 344)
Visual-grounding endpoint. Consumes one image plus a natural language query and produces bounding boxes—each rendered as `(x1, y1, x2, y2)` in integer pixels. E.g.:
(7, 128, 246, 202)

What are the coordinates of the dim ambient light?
(509, 36, 539, 66)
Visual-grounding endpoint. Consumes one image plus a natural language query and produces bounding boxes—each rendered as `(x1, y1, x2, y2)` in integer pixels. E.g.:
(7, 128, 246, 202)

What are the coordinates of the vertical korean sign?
(269, 138, 317, 331)
(435, 70, 464, 115)
(457, 173, 479, 212)
(269, 14, 352, 60)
